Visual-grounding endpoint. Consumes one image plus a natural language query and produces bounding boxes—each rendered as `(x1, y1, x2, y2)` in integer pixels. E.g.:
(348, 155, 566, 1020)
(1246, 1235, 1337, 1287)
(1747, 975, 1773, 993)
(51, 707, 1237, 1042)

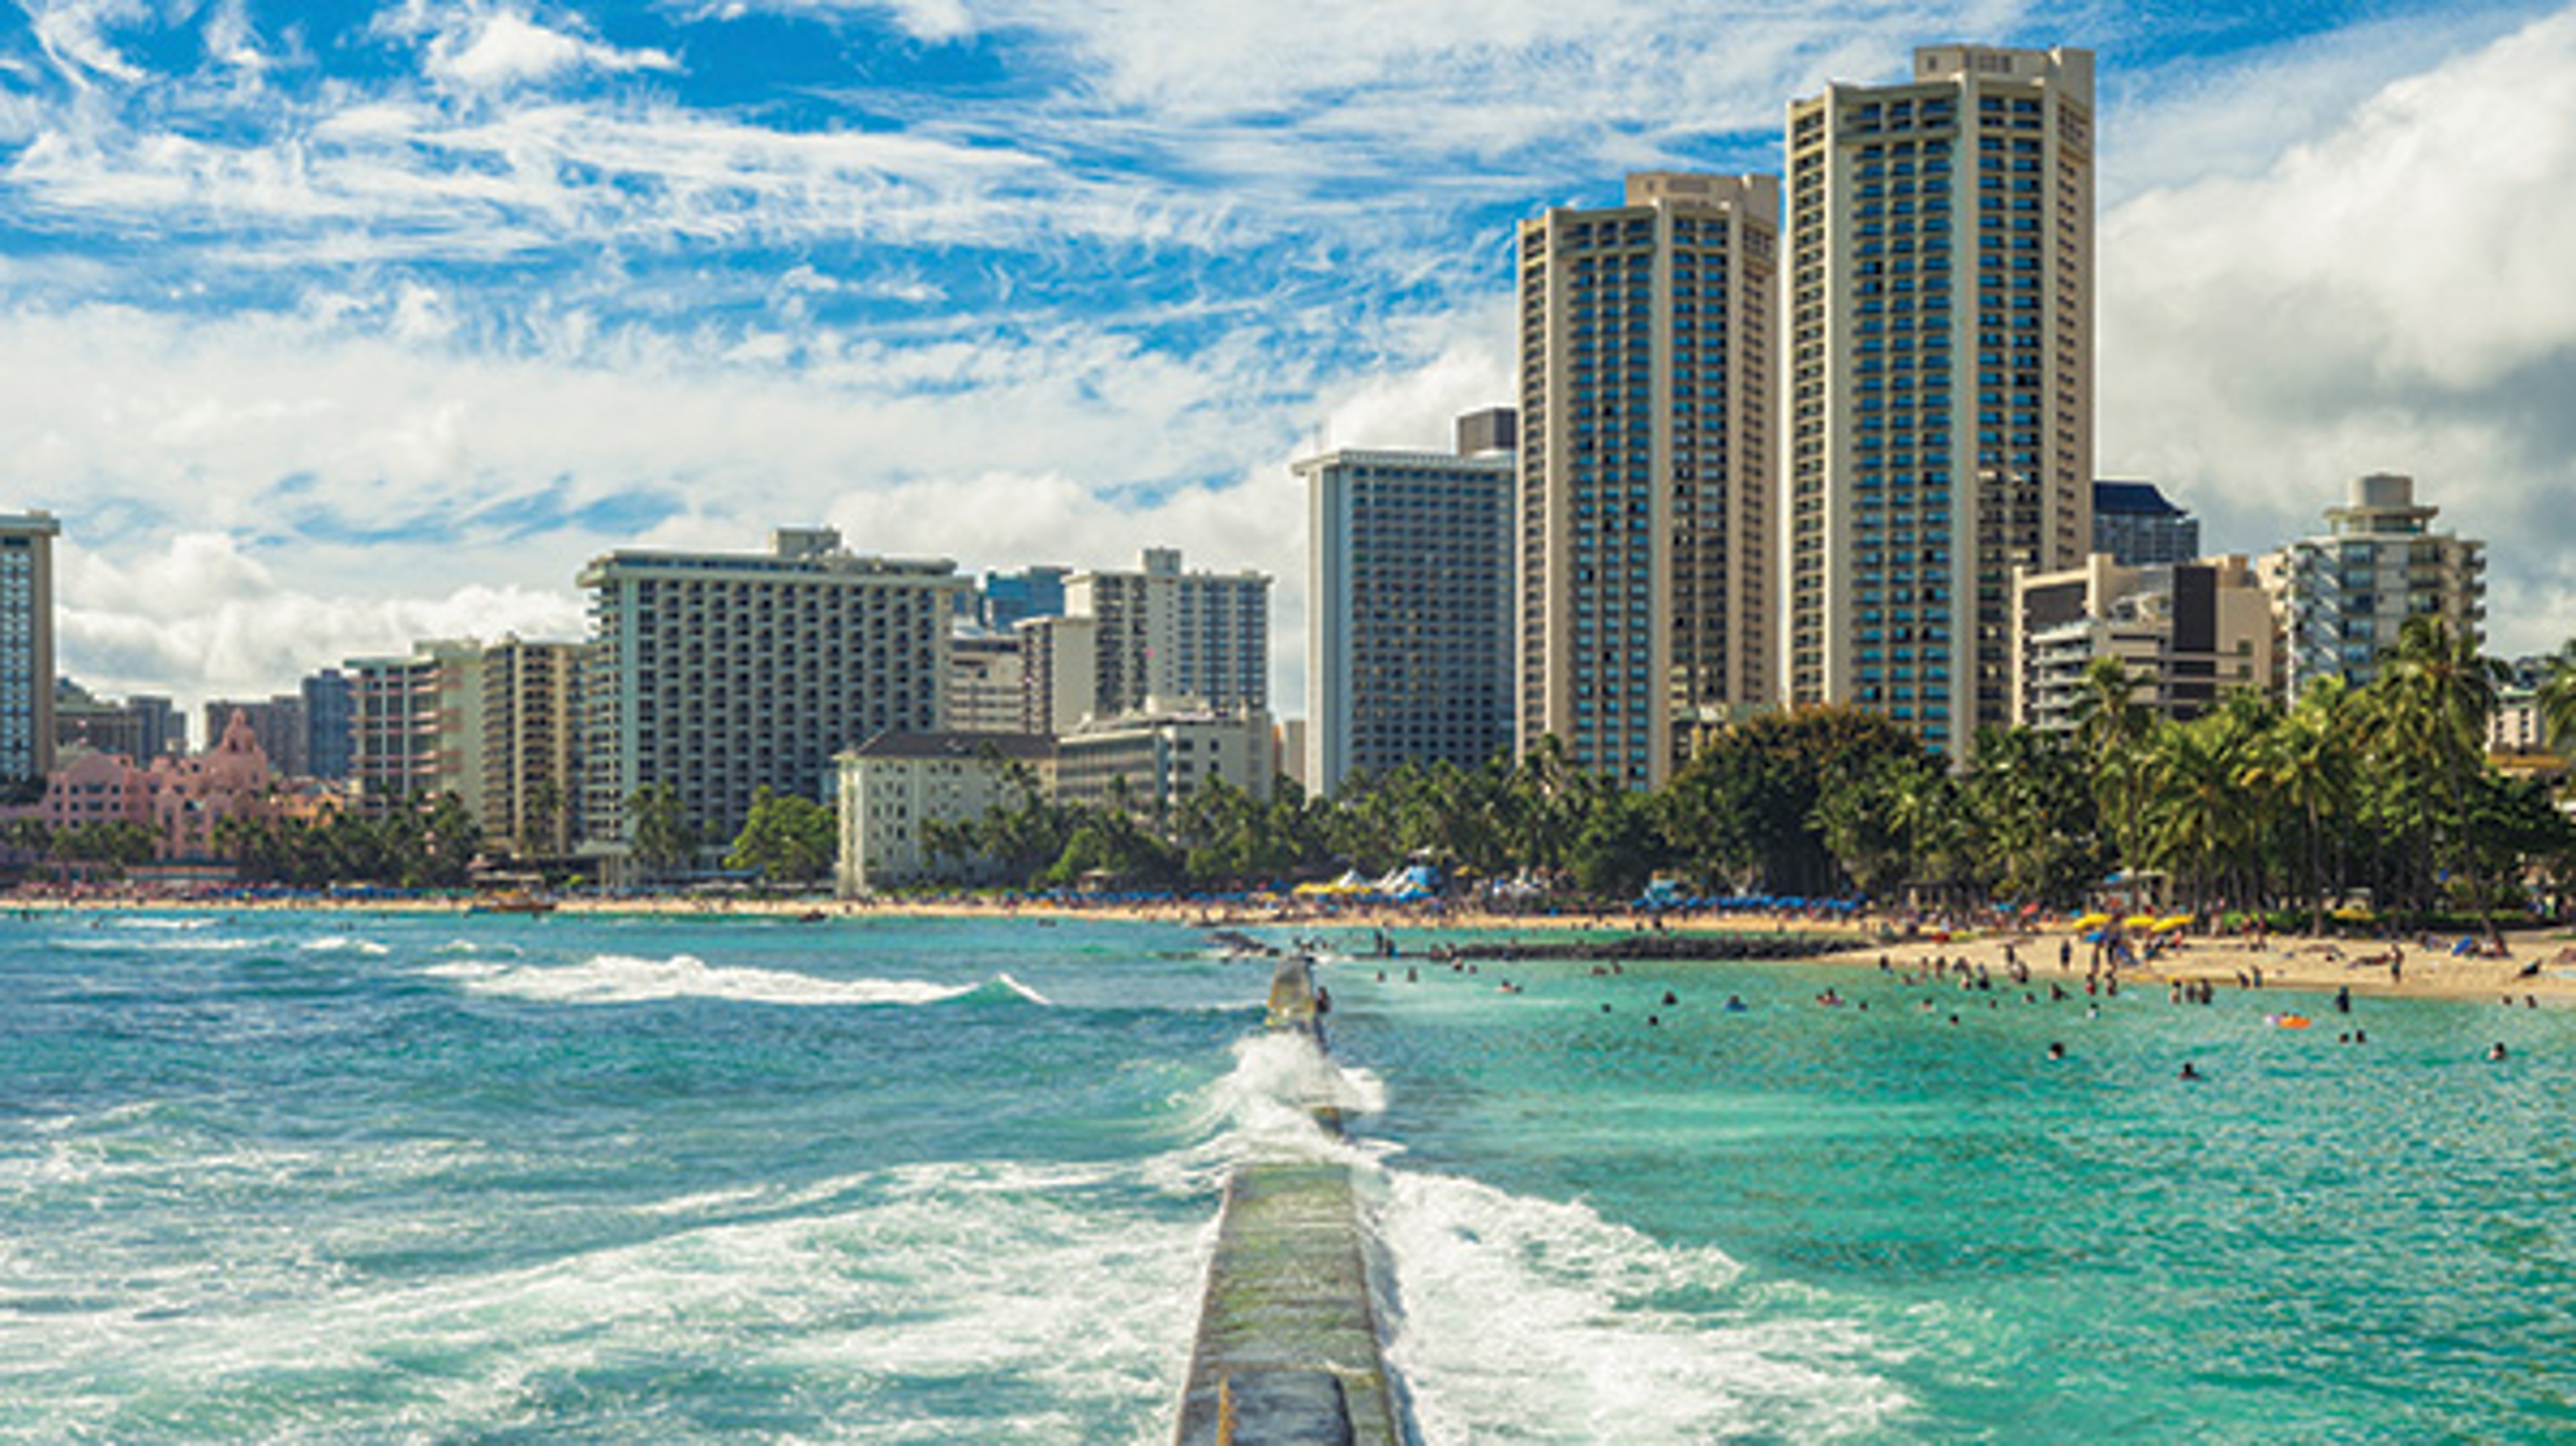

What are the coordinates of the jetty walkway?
(1173, 956, 1403, 1445)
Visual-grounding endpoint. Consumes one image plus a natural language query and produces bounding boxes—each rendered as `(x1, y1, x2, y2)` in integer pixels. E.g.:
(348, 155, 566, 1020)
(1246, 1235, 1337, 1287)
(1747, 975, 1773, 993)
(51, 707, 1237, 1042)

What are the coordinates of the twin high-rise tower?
(1782, 44, 2096, 753)
(1516, 172, 1782, 788)
(1499, 43, 2095, 778)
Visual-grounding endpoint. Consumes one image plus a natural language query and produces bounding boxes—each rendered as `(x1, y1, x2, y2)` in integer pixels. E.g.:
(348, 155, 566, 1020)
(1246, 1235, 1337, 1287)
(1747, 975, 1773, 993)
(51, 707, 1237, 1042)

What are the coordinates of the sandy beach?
(17, 883, 2574, 1008)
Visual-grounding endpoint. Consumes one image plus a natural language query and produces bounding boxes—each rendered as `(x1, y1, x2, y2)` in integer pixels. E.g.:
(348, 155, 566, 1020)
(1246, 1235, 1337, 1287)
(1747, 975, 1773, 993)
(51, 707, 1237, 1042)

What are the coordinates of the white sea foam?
(1140, 1032, 1393, 1199)
(107, 915, 217, 931)
(301, 935, 391, 956)
(424, 952, 1046, 1008)
(1374, 1169, 1911, 1443)
(54, 934, 267, 954)
(1, 1156, 1201, 1441)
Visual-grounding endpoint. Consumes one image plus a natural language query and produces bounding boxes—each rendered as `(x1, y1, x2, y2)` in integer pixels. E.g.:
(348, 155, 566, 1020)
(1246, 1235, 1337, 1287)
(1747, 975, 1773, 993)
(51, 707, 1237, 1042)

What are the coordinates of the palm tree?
(2375, 616, 2506, 923)
(523, 778, 566, 859)
(1960, 725, 2098, 905)
(2074, 655, 2152, 869)
(2536, 638, 2576, 760)
(2256, 679, 2361, 932)
(2137, 714, 2253, 911)
(629, 782, 694, 881)
(1504, 734, 1581, 880)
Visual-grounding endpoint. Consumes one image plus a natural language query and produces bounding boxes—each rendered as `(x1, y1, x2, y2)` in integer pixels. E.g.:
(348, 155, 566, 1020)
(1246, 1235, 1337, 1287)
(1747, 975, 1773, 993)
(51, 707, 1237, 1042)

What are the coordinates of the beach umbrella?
(2153, 915, 2193, 933)
(2122, 914, 2159, 930)
(2071, 912, 2112, 930)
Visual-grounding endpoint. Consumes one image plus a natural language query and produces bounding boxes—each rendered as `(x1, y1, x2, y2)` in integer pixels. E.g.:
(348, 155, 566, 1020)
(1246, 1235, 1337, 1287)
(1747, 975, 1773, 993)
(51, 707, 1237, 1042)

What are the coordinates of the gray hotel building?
(1295, 409, 1517, 797)
(0, 511, 56, 790)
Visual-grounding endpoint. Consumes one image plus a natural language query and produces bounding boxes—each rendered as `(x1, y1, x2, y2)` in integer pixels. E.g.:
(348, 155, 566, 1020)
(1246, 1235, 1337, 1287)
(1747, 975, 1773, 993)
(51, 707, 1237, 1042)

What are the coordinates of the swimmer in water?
(2179, 1062, 2204, 1081)
(2046, 1042, 2066, 1060)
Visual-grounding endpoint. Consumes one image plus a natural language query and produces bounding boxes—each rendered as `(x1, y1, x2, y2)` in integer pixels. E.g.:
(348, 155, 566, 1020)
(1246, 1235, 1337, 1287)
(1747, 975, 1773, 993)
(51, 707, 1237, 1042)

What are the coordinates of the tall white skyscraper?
(1786, 45, 2096, 755)
(1517, 172, 1781, 789)
(1295, 409, 1517, 796)
(578, 527, 966, 860)
(1063, 548, 1269, 718)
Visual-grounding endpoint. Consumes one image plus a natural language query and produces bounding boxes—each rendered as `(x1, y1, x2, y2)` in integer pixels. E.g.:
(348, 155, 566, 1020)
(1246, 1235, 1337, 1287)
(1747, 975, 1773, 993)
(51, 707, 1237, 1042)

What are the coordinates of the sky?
(5, 0, 2574, 737)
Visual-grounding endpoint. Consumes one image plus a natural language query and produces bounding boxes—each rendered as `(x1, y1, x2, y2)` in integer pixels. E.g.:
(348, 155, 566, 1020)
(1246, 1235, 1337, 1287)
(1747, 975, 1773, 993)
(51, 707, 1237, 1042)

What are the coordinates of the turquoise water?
(3, 911, 2572, 1442)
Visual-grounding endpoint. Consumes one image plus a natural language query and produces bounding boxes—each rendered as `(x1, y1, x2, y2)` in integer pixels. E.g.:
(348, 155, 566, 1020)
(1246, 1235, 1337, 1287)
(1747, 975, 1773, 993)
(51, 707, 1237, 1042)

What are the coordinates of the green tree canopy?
(725, 785, 836, 885)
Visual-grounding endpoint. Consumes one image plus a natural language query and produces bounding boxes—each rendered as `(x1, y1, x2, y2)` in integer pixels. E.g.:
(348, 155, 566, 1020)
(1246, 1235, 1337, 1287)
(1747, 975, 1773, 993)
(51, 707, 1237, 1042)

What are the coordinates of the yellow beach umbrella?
(2071, 912, 2112, 930)
(2153, 915, 2194, 933)
(2122, 914, 2159, 930)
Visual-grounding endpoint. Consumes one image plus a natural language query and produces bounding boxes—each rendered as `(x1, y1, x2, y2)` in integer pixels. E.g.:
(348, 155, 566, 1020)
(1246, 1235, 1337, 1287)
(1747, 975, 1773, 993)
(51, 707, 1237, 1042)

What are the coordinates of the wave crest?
(425, 953, 1049, 1008)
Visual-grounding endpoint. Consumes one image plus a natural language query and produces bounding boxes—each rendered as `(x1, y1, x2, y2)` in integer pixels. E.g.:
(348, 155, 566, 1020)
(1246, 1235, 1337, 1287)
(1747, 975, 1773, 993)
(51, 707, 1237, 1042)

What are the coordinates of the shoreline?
(17, 887, 2573, 1007)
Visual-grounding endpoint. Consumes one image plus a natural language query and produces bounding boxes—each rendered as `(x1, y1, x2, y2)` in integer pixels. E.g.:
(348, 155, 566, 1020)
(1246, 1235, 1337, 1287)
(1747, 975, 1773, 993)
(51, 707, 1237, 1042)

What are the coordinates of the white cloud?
(2101, 5, 2576, 657)
(413, 6, 679, 91)
(2099, 7, 2534, 201)
(0, 293, 1359, 711)
(201, 0, 272, 75)
(684, 0, 977, 42)
(56, 533, 586, 720)
(27, 0, 151, 87)
(3, 80, 1189, 270)
(13, 0, 2575, 726)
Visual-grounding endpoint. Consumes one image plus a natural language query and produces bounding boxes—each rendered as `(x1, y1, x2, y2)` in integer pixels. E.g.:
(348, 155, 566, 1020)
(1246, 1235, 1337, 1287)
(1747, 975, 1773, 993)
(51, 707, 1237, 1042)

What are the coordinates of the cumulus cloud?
(56, 533, 586, 718)
(403, 5, 679, 91)
(1, 292, 1346, 712)
(2100, 5, 2576, 657)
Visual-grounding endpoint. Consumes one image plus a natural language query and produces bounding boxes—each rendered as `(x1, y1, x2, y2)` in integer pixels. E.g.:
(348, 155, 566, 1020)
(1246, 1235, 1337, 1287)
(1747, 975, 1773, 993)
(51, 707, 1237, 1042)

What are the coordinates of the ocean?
(3, 909, 2571, 1443)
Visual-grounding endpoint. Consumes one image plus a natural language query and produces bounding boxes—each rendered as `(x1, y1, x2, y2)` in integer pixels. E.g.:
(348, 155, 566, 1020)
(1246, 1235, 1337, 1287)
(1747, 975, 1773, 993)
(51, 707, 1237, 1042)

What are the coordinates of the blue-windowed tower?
(2092, 479, 2199, 566)
(979, 565, 1069, 632)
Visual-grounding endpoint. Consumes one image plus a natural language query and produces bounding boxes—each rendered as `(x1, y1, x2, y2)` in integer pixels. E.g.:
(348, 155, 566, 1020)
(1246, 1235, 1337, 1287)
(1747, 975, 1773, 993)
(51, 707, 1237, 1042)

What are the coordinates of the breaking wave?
(425, 953, 1051, 1008)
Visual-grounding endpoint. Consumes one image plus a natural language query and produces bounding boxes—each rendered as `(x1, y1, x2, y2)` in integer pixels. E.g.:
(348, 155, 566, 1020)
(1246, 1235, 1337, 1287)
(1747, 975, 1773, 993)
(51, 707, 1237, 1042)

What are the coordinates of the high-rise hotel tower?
(1517, 172, 1780, 789)
(1785, 46, 2095, 755)
(0, 512, 57, 791)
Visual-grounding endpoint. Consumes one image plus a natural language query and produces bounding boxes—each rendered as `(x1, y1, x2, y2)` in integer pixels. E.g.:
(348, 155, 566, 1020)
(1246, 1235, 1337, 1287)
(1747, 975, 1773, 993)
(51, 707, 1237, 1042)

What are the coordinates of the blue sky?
(4, 0, 2573, 728)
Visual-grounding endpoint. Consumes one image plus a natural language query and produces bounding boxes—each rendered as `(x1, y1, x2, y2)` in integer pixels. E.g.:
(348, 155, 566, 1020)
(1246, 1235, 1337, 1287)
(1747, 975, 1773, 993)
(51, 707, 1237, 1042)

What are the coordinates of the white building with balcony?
(2277, 474, 2484, 697)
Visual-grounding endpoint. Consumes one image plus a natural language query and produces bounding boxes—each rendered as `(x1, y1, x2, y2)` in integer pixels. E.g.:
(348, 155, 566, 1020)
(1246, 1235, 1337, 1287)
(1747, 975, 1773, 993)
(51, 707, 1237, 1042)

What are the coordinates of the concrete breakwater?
(1174, 957, 1403, 1445)
(1437, 930, 1860, 964)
